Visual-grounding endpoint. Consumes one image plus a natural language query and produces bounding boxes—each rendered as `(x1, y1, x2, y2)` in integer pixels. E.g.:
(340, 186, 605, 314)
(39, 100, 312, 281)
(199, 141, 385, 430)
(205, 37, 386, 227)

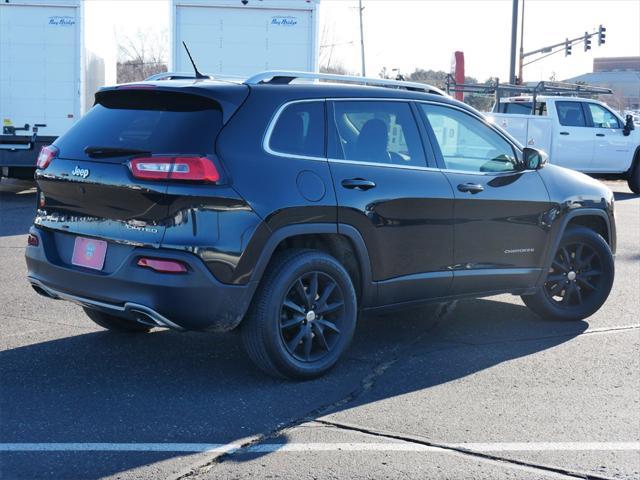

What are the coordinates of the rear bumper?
(25, 227, 257, 332)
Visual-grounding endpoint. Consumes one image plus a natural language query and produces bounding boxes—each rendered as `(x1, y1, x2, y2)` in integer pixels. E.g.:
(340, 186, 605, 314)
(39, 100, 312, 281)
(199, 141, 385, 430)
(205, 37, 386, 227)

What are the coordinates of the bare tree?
(321, 63, 351, 75)
(319, 19, 356, 74)
(117, 28, 168, 83)
(319, 22, 336, 71)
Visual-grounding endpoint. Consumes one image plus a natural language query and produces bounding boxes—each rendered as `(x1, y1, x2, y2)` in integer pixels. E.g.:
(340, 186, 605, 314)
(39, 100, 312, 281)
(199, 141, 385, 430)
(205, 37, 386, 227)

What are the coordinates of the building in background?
(566, 56, 640, 111)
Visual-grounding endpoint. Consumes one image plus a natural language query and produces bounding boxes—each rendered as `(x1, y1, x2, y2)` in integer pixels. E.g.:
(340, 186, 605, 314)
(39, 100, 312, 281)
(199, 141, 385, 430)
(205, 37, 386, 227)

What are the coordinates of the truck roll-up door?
(175, 5, 314, 77)
(0, 4, 79, 139)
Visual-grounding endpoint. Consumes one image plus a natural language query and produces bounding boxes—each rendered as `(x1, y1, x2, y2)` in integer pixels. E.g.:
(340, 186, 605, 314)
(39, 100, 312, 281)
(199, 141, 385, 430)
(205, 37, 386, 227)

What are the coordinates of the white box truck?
(0, 0, 115, 179)
(169, 0, 320, 78)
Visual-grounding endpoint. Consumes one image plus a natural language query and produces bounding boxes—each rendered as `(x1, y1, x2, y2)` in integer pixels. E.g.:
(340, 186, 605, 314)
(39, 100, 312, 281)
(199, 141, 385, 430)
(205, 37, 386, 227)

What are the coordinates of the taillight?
(36, 145, 59, 169)
(137, 257, 188, 273)
(27, 234, 39, 246)
(129, 156, 220, 182)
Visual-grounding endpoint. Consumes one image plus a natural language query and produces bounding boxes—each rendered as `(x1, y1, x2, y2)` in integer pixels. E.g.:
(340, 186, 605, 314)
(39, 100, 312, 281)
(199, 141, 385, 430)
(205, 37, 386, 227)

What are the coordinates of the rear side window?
(500, 102, 547, 116)
(54, 91, 223, 161)
(500, 102, 532, 115)
(330, 101, 426, 167)
(556, 101, 586, 127)
(268, 101, 325, 158)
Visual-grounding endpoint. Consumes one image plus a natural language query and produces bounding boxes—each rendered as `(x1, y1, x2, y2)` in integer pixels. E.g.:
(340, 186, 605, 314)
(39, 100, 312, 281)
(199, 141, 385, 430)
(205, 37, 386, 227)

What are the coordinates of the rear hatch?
(35, 84, 248, 259)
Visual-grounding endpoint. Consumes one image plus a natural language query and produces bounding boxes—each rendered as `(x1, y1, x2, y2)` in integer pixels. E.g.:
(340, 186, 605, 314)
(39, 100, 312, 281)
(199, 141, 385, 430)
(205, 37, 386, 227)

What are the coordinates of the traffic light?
(598, 25, 607, 46)
(565, 39, 572, 56)
(584, 32, 592, 51)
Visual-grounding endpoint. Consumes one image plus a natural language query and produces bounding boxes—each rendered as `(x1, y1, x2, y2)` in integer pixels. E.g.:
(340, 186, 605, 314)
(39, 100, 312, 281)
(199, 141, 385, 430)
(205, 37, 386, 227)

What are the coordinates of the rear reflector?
(27, 234, 39, 246)
(129, 156, 220, 182)
(137, 257, 188, 273)
(36, 145, 59, 169)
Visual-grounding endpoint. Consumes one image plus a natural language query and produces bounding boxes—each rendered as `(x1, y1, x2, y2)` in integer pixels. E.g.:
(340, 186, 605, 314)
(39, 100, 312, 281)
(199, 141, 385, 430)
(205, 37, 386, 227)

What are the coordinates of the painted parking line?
(1, 442, 638, 453)
(585, 324, 640, 334)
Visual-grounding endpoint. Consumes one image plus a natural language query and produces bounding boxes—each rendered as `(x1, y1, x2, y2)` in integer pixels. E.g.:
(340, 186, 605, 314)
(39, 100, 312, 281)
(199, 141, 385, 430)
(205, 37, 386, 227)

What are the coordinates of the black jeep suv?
(26, 71, 616, 379)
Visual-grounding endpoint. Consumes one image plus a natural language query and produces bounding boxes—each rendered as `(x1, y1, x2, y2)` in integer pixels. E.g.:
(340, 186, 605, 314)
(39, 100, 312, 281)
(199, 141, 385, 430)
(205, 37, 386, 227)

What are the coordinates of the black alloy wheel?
(522, 227, 614, 321)
(543, 242, 603, 307)
(242, 249, 357, 380)
(280, 271, 345, 362)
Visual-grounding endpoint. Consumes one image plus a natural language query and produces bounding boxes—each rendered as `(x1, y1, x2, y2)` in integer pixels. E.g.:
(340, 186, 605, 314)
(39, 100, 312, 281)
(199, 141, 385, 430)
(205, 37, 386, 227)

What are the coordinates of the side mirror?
(522, 147, 548, 170)
(623, 114, 635, 136)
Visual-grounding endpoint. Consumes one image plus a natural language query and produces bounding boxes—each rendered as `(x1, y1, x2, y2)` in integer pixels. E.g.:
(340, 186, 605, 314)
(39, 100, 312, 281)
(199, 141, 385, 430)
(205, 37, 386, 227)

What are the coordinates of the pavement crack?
(171, 303, 634, 480)
(315, 419, 619, 480)
(0, 312, 96, 330)
(174, 302, 459, 478)
(315, 300, 459, 416)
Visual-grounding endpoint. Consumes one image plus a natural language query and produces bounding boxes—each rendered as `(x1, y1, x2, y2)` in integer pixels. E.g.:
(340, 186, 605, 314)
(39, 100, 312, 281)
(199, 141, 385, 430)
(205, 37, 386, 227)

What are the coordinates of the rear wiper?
(84, 146, 151, 158)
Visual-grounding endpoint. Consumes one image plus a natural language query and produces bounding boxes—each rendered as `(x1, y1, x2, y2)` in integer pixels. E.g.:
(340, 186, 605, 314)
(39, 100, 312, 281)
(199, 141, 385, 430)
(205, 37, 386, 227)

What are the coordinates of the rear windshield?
(54, 90, 223, 161)
(499, 101, 547, 116)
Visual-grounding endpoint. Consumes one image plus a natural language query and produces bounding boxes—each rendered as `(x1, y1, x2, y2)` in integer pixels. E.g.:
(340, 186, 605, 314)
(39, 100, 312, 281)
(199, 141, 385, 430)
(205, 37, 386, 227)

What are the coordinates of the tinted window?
(269, 102, 325, 157)
(55, 91, 223, 161)
(556, 101, 586, 127)
(331, 101, 426, 167)
(587, 103, 621, 128)
(500, 101, 547, 116)
(501, 102, 532, 115)
(421, 104, 518, 173)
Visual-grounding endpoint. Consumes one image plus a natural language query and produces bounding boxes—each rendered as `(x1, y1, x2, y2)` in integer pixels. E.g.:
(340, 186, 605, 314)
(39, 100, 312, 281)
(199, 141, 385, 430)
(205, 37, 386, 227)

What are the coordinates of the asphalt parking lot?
(0, 178, 638, 480)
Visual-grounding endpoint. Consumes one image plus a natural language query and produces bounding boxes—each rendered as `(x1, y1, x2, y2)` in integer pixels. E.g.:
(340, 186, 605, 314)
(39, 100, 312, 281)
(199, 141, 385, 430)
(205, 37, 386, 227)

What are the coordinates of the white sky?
(108, 0, 640, 82)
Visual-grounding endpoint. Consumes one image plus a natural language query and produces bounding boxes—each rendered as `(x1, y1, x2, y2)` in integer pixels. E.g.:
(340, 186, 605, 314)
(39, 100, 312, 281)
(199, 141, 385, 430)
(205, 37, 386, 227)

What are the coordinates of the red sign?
(451, 51, 465, 101)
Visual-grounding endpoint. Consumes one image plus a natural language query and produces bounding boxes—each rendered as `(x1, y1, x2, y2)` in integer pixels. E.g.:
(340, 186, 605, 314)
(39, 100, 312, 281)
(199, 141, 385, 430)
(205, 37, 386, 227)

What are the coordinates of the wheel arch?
(249, 223, 375, 307)
(536, 208, 613, 287)
(629, 145, 640, 175)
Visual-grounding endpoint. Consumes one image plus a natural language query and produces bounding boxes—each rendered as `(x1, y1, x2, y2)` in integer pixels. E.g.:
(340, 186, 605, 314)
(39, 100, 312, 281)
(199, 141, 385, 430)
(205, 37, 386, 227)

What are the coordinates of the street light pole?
(359, 0, 366, 77)
(509, 0, 519, 84)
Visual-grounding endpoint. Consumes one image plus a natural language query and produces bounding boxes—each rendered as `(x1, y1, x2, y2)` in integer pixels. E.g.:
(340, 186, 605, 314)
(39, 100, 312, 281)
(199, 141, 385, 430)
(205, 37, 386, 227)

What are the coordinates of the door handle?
(559, 131, 570, 135)
(457, 183, 484, 194)
(596, 133, 605, 137)
(341, 178, 376, 190)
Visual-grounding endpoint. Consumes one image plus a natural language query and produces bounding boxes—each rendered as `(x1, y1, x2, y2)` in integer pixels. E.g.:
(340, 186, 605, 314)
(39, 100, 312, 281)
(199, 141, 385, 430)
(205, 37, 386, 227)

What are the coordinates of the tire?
(522, 227, 614, 321)
(241, 249, 357, 380)
(83, 307, 151, 332)
(627, 154, 640, 194)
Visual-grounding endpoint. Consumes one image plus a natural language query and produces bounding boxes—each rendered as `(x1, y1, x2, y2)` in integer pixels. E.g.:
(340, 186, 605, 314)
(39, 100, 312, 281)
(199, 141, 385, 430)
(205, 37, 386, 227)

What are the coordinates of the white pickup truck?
(486, 96, 640, 193)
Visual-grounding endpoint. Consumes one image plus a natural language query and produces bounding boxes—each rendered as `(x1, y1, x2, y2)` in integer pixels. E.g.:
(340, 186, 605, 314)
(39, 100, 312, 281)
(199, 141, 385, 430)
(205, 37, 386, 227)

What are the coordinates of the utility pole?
(517, 0, 525, 84)
(358, 0, 366, 77)
(509, 0, 519, 84)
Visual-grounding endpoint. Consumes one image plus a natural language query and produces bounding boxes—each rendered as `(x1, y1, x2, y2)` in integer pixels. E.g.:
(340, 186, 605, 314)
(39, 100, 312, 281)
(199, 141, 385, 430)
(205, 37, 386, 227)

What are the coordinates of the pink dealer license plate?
(71, 237, 107, 271)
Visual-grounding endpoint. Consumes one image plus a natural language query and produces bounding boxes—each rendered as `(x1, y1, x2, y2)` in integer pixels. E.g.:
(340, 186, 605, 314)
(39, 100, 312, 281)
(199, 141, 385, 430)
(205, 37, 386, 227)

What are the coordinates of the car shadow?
(0, 298, 588, 479)
(0, 187, 36, 238)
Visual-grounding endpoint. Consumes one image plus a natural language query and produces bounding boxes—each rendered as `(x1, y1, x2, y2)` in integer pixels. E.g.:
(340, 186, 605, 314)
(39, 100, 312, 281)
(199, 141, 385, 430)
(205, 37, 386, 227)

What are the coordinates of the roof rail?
(144, 72, 244, 82)
(244, 70, 447, 96)
(445, 78, 613, 97)
(145, 72, 213, 81)
(443, 75, 613, 113)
